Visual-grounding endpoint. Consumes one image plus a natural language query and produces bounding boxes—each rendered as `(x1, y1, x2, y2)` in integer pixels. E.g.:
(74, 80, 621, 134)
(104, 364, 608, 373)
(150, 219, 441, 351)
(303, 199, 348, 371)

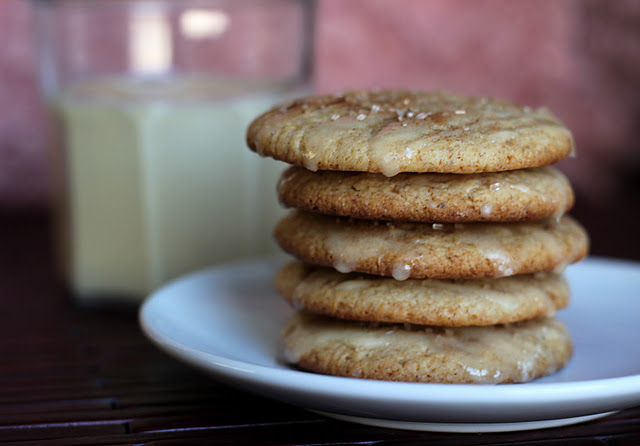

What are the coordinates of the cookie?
(280, 312, 572, 383)
(247, 90, 574, 175)
(275, 261, 569, 326)
(274, 211, 589, 280)
(277, 165, 574, 222)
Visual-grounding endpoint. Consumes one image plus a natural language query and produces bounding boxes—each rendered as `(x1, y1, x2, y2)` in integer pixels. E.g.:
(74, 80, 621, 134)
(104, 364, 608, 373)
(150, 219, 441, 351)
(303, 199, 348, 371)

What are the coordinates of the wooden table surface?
(1, 209, 639, 445)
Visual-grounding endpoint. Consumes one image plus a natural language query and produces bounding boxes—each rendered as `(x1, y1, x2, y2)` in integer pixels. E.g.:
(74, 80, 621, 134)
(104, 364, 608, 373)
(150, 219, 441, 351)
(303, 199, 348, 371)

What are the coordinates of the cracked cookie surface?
(248, 90, 574, 175)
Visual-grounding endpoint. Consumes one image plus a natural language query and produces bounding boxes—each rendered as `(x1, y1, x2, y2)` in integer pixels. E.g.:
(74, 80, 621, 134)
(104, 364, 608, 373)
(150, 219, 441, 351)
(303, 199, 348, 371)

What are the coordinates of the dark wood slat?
(0, 421, 127, 442)
(613, 433, 640, 446)
(0, 398, 115, 416)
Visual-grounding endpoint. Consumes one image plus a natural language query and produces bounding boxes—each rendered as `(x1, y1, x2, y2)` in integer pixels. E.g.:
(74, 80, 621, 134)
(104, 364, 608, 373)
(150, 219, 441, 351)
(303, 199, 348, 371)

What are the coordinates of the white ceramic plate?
(139, 256, 640, 433)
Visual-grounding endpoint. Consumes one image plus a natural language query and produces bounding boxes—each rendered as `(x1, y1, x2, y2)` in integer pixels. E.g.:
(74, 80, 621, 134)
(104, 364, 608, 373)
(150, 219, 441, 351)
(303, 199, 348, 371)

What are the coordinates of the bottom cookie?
(280, 312, 572, 384)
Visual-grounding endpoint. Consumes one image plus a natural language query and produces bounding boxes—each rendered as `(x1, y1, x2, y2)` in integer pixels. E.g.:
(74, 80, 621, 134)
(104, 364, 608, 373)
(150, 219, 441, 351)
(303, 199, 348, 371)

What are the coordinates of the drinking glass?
(32, 0, 314, 303)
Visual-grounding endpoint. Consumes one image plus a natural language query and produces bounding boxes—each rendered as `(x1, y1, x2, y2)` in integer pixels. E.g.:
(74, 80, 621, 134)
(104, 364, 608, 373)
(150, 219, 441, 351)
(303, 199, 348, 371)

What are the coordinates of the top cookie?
(247, 90, 574, 175)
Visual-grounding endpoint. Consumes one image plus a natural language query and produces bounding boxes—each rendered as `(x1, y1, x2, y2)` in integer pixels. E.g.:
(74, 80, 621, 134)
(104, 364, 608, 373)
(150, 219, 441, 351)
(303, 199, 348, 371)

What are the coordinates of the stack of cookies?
(246, 90, 589, 384)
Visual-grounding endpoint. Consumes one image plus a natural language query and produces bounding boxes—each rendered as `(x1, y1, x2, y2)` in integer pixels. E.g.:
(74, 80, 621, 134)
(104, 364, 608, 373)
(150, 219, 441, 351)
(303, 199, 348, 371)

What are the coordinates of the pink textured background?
(1, 0, 639, 209)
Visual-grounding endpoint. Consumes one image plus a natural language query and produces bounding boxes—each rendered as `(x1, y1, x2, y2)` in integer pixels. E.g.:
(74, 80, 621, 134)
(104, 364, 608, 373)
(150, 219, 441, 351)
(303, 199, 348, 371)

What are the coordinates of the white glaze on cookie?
(248, 90, 574, 174)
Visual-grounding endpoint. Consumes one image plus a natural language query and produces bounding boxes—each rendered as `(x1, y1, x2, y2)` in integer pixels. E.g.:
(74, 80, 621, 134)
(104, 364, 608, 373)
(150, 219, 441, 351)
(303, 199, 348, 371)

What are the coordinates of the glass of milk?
(32, 0, 314, 304)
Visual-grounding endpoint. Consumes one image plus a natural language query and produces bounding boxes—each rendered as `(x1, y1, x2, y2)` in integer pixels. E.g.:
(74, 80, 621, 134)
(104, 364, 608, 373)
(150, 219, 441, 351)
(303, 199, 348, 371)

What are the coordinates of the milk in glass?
(53, 76, 288, 301)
